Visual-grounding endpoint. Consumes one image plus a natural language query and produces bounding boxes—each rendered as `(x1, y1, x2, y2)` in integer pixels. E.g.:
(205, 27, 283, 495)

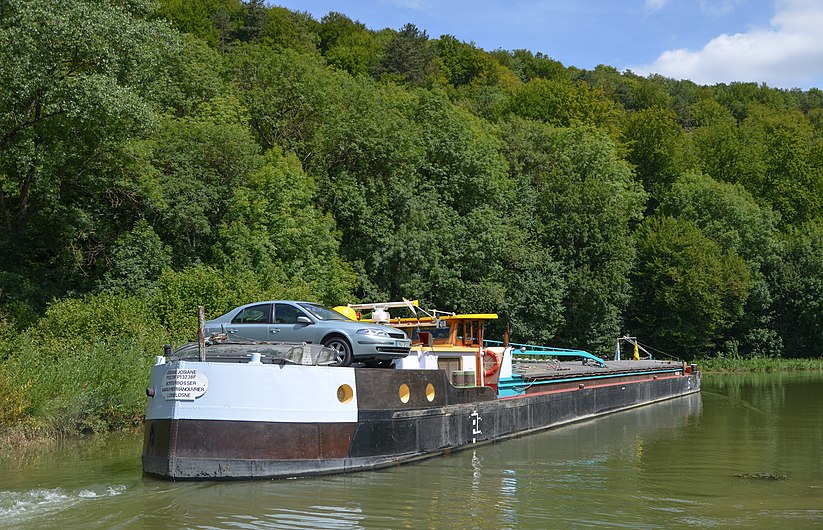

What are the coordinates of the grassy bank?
(697, 355, 823, 373)
(0, 266, 317, 446)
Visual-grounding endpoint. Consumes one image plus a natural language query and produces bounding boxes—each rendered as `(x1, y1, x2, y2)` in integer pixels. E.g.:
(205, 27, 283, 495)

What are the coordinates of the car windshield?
(299, 303, 350, 321)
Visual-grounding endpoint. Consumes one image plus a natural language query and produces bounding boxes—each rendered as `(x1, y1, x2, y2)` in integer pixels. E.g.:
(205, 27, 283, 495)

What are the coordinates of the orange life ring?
(483, 349, 500, 377)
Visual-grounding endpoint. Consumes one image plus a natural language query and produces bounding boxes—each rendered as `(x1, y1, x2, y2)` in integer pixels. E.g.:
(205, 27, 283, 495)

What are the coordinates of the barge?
(142, 305, 700, 480)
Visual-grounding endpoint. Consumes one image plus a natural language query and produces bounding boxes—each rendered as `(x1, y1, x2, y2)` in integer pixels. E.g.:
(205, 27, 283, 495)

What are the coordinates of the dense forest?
(2, 0, 823, 436)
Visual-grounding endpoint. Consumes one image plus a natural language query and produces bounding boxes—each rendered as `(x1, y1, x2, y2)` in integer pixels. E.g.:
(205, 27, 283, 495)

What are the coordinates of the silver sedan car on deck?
(204, 301, 411, 367)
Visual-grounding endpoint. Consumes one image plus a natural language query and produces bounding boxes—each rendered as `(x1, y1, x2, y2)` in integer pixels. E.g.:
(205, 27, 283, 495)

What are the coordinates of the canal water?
(2, 372, 822, 528)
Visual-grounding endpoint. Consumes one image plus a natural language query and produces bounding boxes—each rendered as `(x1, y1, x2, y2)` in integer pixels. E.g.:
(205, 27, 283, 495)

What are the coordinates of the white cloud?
(634, 0, 823, 88)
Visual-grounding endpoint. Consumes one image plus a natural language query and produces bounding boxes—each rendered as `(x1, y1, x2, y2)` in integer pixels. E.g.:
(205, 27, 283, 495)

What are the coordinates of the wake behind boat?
(142, 301, 700, 480)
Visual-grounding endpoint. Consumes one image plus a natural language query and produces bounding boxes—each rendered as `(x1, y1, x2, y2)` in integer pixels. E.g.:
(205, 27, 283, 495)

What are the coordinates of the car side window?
(231, 304, 271, 324)
(274, 304, 306, 324)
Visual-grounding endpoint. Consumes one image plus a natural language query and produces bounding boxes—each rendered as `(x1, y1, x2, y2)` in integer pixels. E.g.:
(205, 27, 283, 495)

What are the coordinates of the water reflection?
(3, 375, 823, 528)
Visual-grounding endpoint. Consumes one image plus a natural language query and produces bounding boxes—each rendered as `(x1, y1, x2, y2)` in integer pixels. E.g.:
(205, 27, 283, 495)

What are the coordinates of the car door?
(225, 303, 273, 341)
(270, 302, 317, 344)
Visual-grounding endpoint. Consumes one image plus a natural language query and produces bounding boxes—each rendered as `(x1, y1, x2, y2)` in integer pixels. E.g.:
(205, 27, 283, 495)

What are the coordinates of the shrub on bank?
(0, 265, 341, 441)
(698, 355, 823, 372)
(0, 293, 169, 437)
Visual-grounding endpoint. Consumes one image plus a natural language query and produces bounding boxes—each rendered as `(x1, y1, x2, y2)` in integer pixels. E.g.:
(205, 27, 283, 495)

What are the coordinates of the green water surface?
(2, 372, 821, 528)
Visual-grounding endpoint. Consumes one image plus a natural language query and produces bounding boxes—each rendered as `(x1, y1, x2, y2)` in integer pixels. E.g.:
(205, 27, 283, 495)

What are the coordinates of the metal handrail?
(484, 339, 606, 367)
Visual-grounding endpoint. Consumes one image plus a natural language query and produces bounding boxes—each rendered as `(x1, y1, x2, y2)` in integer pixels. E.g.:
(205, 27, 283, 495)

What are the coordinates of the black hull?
(143, 368, 700, 480)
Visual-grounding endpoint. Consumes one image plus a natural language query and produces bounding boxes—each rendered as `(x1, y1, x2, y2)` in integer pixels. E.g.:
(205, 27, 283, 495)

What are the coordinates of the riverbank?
(698, 356, 823, 373)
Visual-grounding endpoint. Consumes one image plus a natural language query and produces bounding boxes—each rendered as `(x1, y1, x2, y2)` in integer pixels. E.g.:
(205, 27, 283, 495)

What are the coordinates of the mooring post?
(198, 305, 206, 361)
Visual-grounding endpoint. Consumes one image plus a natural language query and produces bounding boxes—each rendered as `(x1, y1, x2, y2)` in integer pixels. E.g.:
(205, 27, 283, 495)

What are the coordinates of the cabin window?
(438, 357, 460, 374)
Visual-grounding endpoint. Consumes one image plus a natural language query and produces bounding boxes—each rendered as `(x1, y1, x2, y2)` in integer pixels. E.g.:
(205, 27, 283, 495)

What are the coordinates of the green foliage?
(0, 366, 31, 427)
(507, 78, 621, 133)
(500, 119, 646, 353)
(213, 147, 356, 303)
(318, 12, 378, 76)
(257, 6, 319, 53)
(154, 265, 267, 339)
(698, 355, 823, 373)
(158, 0, 244, 50)
(492, 49, 569, 83)
(372, 23, 436, 86)
(0, 292, 165, 434)
(661, 172, 781, 265)
(0, 0, 178, 306)
(660, 172, 784, 356)
(689, 99, 755, 185)
(139, 97, 261, 264)
(773, 222, 823, 357)
(434, 35, 498, 87)
(99, 220, 172, 295)
(5, 2, 823, 441)
(227, 44, 342, 153)
(630, 216, 752, 358)
(154, 34, 229, 117)
(623, 106, 690, 196)
(739, 107, 822, 225)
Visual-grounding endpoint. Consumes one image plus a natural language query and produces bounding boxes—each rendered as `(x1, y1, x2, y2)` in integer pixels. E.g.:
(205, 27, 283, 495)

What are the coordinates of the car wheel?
(324, 336, 353, 367)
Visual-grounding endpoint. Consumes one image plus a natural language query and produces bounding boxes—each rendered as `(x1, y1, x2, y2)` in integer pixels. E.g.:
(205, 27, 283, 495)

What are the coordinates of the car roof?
(234, 300, 320, 307)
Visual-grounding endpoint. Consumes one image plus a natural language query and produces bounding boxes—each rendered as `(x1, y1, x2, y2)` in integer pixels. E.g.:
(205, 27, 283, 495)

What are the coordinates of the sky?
(279, 0, 823, 90)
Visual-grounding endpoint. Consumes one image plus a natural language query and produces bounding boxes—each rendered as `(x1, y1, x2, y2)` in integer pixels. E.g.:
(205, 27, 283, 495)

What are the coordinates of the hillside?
(1, 0, 822, 436)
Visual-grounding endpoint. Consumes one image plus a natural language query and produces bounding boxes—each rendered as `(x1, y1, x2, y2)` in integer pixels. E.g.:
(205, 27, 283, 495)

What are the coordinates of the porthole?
(425, 383, 435, 402)
(399, 383, 410, 403)
(337, 384, 353, 404)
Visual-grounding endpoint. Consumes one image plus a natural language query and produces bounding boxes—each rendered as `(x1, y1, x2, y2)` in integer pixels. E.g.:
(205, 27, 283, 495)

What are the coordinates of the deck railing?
(484, 339, 606, 367)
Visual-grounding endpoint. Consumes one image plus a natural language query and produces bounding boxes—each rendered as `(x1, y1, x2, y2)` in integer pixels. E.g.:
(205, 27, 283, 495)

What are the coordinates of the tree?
(136, 97, 261, 265)
(739, 106, 821, 225)
(434, 35, 496, 87)
(154, 34, 229, 117)
(213, 147, 355, 304)
(578, 65, 636, 110)
(773, 222, 823, 357)
(622, 106, 690, 197)
(318, 12, 378, 76)
(158, 0, 244, 49)
(227, 44, 342, 156)
(661, 172, 781, 266)
(507, 78, 621, 134)
(630, 216, 752, 358)
(660, 172, 783, 356)
(372, 23, 435, 85)
(689, 98, 757, 185)
(257, 6, 319, 53)
(500, 118, 646, 353)
(98, 220, 172, 295)
(630, 75, 673, 111)
(0, 0, 177, 305)
(491, 49, 569, 83)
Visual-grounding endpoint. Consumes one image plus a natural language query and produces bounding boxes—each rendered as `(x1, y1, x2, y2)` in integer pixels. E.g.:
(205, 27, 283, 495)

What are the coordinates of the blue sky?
(279, 0, 823, 90)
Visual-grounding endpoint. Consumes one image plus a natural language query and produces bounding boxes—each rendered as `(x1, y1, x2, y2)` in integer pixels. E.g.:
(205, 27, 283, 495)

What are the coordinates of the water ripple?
(0, 484, 128, 526)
